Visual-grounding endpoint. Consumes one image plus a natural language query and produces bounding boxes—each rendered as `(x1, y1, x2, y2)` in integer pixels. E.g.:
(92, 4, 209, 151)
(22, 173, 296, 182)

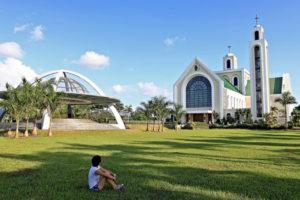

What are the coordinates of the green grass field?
(0, 128, 299, 200)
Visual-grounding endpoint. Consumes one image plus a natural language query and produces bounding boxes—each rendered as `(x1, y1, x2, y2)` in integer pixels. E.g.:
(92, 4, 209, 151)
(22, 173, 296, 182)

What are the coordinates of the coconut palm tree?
(31, 79, 45, 136)
(19, 78, 34, 137)
(275, 91, 297, 127)
(152, 96, 172, 132)
(148, 99, 157, 132)
(41, 81, 61, 136)
(136, 101, 152, 131)
(0, 84, 23, 138)
(171, 103, 185, 131)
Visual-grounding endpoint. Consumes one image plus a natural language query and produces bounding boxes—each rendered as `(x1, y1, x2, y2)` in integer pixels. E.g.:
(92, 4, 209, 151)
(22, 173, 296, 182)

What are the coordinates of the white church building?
(174, 19, 293, 123)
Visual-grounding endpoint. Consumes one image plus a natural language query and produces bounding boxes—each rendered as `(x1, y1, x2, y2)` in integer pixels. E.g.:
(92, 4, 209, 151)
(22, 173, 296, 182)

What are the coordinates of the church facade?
(174, 21, 293, 123)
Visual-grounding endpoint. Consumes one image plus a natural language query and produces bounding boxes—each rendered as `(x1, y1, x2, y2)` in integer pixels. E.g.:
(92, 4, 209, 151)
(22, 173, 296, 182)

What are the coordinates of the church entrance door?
(188, 113, 212, 123)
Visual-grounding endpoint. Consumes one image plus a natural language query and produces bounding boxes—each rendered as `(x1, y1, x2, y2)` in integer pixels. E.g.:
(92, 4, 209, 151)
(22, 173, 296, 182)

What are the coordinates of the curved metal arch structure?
(37, 69, 125, 130)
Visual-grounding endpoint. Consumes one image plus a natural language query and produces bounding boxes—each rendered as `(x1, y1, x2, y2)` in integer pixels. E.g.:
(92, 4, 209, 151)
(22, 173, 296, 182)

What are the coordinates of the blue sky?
(0, 0, 300, 107)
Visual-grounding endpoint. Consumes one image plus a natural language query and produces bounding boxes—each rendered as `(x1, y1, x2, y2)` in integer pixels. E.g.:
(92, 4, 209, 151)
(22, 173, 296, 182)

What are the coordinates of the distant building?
(174, 19, 293, 123)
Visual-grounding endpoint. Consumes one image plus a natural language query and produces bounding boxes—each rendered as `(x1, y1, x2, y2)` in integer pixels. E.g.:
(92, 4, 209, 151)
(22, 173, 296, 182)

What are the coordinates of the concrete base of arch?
(41, 105, 125, 130)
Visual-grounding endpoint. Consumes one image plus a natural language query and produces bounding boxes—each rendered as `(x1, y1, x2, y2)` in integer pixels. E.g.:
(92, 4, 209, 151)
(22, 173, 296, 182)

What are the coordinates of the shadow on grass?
(0, 132, 299, 199)
(0, 143, 300, 199)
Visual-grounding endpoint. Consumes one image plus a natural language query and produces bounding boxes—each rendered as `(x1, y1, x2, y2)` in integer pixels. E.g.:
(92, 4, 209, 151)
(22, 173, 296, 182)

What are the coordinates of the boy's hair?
(91, 155, 101, 167)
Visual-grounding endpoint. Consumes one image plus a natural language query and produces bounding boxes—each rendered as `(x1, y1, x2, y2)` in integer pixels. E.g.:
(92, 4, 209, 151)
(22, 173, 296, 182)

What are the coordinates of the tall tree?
(31, 79, 46, 136)
(275, 91, 297, 127)
(152, 96, 172, 132)
(171, 103, 185, 131)
(41, 81, 61, 136)
(291, 105, 300, 127)
(0, 84, 23, 138)
(19, 78, 33, 137)
(148, 99, 157, 132)
(136, 101, 152, 131)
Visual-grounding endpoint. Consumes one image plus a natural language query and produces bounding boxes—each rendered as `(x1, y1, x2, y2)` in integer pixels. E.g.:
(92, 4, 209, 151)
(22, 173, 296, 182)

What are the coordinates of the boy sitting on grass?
(88, 155, 124, 192)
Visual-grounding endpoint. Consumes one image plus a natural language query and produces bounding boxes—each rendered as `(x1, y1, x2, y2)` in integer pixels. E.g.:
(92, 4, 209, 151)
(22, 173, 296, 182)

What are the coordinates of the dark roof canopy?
(0, 91, 119, 106)
(58, 92, 119, 105)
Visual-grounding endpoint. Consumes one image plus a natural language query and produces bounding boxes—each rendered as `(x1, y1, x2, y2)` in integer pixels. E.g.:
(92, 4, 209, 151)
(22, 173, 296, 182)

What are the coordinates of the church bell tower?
(250, 16, 270, 120)
(223, 46, 238, 71)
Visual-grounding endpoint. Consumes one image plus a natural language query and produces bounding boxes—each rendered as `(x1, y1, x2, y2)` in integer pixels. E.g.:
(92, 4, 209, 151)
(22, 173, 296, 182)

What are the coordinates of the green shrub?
(209, 123, 287, 130)
(182, 122, 209, 130)
(287, 121, 294, 129)
(182, 122, 194, 130)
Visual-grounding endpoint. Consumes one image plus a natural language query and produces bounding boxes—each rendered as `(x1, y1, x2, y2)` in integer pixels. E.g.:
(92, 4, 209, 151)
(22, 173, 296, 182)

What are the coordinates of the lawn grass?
(0, 128, 299, 200)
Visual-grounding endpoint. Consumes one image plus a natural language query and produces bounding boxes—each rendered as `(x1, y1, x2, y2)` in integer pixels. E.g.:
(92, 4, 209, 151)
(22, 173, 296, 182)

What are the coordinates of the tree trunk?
(24, 118, 29, 137)
(161, 120, 164, 132)
(7, 118, 12, 137)
(48, 117, 53, 136)
(152, 120, 155, 132)
(15, 118, 19, 139)
(146, 120, 149, 131)
(285, 105, 288, 128)
(32, 118, 38, 136)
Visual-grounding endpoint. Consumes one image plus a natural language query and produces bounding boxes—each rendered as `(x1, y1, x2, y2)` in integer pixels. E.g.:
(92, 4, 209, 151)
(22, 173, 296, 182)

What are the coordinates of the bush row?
(209, 123, 290, 130)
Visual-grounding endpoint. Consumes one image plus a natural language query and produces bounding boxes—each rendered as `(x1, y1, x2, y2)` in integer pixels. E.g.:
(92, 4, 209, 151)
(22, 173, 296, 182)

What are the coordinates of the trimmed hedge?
(209, 123, 288, 130)
(182, 122, 209, 130)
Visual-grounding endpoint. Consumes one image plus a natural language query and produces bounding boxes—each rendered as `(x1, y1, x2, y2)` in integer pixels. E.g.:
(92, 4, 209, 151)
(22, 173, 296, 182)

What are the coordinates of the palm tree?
(0, 84, 23, 138)
(19, 78, 33, 137)
(291, 105, 300, 127)
(234, 109, 244, 123)
(152, 96, 172, 132)
(212, 111, 219, 123)
(148, 99, 157, 132)
(41, 81, 61, 136)
(137, 101, 152, 131)
(275, 91, 297, 127)
(241, 108, 252, 123)
(31, 79, 45, 136)
(171, 103, 185, 131)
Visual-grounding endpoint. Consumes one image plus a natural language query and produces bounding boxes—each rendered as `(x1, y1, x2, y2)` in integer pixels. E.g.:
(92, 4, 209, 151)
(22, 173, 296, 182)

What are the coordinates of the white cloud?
(31, 25, 44, 41)
(112, 84, 129, 94)
(137, 82, 160, 96)
(163, 36, 186, 47)
(163, 37, 178, 47)
(0, 42, 24, 59)
(14, 23, 31, 33)
(76, 51, 110, 70)
(137, 82, 172, 98)
(0, 57, 37, 90)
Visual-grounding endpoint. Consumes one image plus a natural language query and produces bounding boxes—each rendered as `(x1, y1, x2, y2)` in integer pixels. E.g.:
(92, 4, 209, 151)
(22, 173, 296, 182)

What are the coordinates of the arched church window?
(186, 76, 212, 108)
(226, 59, 231, 69)
(233, 77, 238, 86)
(255, 31, 259, 40)
(254, 45, 262, 117)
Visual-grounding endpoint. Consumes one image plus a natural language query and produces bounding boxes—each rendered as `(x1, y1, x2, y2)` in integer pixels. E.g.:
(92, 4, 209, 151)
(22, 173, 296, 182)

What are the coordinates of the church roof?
(245, 77, 283, 96)
(220, 77, 242, 94)
(269, 77, 283, 94)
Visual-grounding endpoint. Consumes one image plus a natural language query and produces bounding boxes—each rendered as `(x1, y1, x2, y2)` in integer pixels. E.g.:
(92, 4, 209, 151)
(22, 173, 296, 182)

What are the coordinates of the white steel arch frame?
(37, 69, 125, 130)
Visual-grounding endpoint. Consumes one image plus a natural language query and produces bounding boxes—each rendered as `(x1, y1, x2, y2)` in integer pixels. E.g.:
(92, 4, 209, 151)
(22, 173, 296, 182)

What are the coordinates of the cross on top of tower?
(227, 45, 232, 53)
(255, 15, 259, 25)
